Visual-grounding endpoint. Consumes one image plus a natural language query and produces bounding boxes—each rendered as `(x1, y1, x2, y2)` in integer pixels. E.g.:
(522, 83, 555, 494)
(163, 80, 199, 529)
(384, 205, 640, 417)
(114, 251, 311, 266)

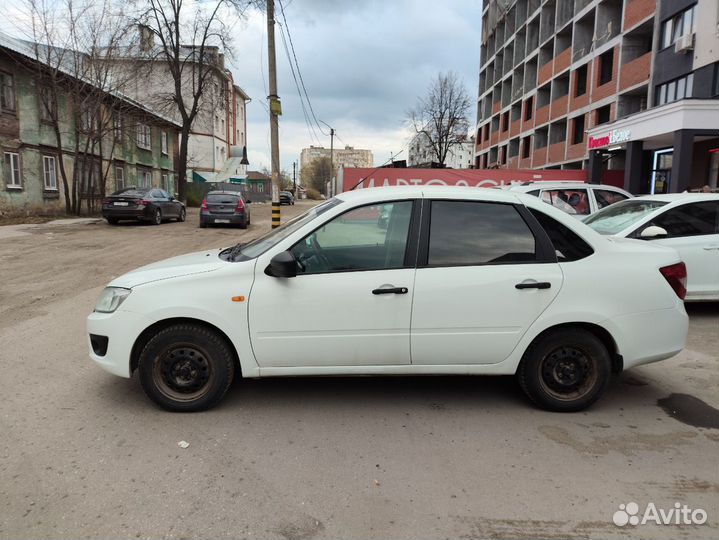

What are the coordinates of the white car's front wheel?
(138, 323, 235, 412)
(518, 328, 612, 412)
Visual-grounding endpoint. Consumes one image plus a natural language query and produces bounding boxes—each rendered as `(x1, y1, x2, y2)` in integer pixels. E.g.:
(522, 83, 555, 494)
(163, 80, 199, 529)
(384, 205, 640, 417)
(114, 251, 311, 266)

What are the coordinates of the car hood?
(108, 249, 229, 288)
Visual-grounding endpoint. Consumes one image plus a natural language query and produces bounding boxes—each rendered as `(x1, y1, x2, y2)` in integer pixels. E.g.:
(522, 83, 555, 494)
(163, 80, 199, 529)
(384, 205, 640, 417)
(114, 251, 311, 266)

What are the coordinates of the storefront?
(586, 99, 719, 194)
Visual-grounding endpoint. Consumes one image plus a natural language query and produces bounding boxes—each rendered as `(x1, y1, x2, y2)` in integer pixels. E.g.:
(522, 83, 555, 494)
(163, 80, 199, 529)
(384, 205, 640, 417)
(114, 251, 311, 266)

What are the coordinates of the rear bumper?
(607, 304, 688, 370)
(102, 207, 149, 220)
(200, 212, 247, 225)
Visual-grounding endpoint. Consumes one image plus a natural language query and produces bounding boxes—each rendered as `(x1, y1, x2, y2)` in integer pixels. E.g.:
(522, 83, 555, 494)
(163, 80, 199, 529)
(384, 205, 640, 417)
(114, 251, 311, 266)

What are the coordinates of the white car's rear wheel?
(518, 328, 611, 412)
(138, 324, 235, 412)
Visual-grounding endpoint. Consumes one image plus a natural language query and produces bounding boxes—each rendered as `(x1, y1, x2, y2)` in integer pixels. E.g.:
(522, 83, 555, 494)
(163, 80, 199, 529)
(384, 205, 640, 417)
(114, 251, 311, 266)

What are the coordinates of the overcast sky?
(233, 0, 481, 172)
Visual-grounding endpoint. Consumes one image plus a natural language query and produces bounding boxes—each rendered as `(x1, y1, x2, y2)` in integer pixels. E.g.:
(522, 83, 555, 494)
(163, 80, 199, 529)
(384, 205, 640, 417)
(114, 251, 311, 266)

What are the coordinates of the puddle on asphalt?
(657, 393, 719, 429)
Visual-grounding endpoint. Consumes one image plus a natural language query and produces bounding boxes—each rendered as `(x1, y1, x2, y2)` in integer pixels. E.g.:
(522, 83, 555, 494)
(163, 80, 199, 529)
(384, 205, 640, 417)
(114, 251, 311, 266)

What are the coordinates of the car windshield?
(227, 197, 342, 261)
(584, 199, 668, 235)
(111, 188, 149, 197)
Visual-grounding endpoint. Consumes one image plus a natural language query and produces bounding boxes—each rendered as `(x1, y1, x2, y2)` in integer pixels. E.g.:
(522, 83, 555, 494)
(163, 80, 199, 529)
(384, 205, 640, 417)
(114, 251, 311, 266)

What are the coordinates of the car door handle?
(372, 287, 408, 295)
(515, 282, 551, 290)
(702, 245, 719, 251)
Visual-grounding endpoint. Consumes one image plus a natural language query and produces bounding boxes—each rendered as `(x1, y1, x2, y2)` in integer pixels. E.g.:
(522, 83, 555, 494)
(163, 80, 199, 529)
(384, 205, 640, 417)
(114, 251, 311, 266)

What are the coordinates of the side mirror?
(265, 250, 297, 278)
(640, 225, 668, 239)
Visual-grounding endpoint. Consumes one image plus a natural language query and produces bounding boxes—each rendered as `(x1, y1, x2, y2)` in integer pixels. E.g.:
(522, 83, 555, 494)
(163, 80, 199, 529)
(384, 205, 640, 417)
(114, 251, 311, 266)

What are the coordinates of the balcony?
(548, 141, 566, 164)
(551, 95, 568, 120)
(624, 0, 655, 31)
(553, 47, 571, 75)
(619, 52, 651, 92)
(535, 104, 550, 126)
(493, 101, 502, 114)
(533, 146, 548, 166)
(510, 118, 522, 137)
(538, 61, 553, 86)
(566, 141, 586, 161)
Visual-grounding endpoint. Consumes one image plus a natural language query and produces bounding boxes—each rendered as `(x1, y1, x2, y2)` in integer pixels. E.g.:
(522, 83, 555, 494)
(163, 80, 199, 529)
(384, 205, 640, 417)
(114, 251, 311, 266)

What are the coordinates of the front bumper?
(87, 309, 154, 378)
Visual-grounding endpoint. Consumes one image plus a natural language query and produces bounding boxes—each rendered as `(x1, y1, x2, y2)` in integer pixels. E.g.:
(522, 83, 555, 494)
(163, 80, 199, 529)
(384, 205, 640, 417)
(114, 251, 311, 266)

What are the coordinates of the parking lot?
(1, 199, 717, 540)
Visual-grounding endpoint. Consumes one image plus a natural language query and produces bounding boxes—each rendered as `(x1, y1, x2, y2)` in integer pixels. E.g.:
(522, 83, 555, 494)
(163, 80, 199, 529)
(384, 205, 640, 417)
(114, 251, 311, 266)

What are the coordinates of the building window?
(39, 87, 56, 121)
(136, 123, 152, 150)
(80, 105, 95, 132)
(161, 171, 171, 192)
(571, 115, 585, 145)
(0, 72, 15, 112)
(595, 105, 611, 125)
(524, 96, 533, 120)
(113, 115, 123, 141)
(661, 5, 697, 49)
(521, 136, 531, 158)
(598, 50, 613, 86)
(115, 164, 125, 190)
(161, 131, 168, 155)
(4, 152, 21, 188)
(43, 155, 57, 190)
(137, 167, 153, 188)
(574, 64, 588, 97)
(656, 73, 694, 105)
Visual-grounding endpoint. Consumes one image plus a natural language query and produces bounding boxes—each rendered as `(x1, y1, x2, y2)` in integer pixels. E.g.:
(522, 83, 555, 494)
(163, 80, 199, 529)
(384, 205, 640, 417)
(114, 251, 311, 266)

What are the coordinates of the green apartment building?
(0, 32, 181, 217)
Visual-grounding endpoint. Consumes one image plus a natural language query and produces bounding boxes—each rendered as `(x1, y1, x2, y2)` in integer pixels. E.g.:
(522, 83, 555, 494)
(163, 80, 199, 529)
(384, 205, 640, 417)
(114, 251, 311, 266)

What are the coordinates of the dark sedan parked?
(102, 187, 186, 225)
(280, 191, 295, 205)
(199, 190, 251, 228)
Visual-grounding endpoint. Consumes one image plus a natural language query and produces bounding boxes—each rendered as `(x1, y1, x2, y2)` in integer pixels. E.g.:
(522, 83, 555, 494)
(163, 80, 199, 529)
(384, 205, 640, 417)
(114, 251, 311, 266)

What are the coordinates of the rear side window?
(112, 188, 149, 197)
(541, 189, 590, 215)
(529, 208, 594, 262)
(648, 201, 719, 237)
(428, 201, 536, 265)
(594, 189, 628, 209)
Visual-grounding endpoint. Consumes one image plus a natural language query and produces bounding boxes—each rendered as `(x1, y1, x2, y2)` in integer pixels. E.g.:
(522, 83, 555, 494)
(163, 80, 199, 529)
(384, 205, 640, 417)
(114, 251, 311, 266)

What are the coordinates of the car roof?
(336, 185, 530, 205)
(207, 190, 242, 195)
(631, 193, 719, 202)
(508, 182, 625, 191)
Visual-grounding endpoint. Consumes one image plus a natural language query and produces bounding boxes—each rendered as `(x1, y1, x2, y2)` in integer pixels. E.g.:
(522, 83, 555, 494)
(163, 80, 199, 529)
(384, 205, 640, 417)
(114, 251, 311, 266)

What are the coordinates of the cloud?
(230, 0, 480, 172)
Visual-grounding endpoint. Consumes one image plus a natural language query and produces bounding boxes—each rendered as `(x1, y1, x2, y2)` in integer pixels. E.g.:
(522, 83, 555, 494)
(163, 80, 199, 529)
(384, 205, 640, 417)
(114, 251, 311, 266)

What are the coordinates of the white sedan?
(87, 187, 688, 413)
(584, 194, 719, 302)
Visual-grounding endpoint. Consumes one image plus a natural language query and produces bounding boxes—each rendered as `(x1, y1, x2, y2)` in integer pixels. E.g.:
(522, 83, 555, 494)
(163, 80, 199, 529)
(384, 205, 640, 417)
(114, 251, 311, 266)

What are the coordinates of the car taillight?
(102, 198, 112, 205)
(137, 199, 149, 206)
(236, 198, 245, 211)
(660, 262, 687, 300)
(201, 198, 208, 211)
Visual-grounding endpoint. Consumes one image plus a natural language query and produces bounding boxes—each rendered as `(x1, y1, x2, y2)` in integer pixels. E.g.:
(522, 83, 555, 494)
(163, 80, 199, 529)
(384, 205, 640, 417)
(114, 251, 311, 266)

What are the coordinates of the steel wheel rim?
(153, 343, 214, 402)
(537, 346, 597, 401)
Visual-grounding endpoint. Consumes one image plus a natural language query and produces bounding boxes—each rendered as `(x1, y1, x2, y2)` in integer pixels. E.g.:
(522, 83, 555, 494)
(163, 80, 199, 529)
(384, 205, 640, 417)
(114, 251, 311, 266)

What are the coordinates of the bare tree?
(407, 72, 471, 167)
(20, 0, 140, 214)
(131, 0, 250, 202)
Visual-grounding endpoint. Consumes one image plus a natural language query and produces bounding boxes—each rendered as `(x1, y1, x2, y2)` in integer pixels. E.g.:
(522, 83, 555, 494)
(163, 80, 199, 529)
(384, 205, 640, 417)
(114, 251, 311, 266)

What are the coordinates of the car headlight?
(94, 287, 132, 313)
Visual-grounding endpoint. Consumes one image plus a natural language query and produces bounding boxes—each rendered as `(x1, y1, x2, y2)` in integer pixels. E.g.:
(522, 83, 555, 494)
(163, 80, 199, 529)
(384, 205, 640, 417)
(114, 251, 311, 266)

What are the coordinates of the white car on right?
(584, 194, 719, 302)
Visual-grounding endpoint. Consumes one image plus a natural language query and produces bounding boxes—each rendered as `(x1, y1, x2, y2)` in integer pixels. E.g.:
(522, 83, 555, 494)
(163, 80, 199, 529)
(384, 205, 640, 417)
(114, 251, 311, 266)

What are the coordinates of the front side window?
(43, 155, 57, 190)
(0, 72, 15, 112)
(641, 201, 719, 238)
(594, 189, 629, 209)
(291, 201, 413, 274)
(541, 189, 590, 215)
(4, 152, 21, 188)
(428, 201, 536, 265)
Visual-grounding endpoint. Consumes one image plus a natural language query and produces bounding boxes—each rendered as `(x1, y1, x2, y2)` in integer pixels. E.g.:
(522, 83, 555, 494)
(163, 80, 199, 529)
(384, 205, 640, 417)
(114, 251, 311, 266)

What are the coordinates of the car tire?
(517, 328, 611, 412)
(138, 323, 235, 412)
(178, 208, 186, 222)
(199, 221, 208, 229)
(151, 208, 162, 225)
(107, 218, 119, 225)
(239, 220, 248, 229)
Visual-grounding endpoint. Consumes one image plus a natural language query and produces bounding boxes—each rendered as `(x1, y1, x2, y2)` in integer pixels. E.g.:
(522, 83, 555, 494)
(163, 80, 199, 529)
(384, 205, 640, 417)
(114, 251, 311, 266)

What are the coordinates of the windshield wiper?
(229, 242, 245, 261)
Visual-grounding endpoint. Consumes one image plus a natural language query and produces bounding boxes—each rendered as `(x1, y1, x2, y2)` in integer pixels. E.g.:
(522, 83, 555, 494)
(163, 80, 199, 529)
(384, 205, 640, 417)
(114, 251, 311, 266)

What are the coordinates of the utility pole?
(292, 161, 296, 195)
(267, 0, 281, 228)
(329, 128, 335, 195)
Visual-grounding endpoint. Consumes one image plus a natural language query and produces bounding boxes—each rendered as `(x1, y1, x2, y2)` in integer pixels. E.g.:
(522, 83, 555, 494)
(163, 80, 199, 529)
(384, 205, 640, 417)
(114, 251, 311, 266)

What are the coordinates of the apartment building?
(475, 0, 719, 192)
(0, 32, 181, 217)
(407, 134, 475, 169)
(109, 26, 251, 185)
(300, 145, 373, 171)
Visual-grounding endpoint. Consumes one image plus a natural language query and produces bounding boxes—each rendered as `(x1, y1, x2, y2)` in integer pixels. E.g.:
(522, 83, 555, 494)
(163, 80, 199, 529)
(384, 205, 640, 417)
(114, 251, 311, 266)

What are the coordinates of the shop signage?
(588, 129, 631, 149)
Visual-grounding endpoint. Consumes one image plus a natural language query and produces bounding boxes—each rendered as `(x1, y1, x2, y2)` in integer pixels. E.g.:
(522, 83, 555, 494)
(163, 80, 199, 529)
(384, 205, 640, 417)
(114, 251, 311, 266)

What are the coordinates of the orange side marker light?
(231, 295, 245, 303)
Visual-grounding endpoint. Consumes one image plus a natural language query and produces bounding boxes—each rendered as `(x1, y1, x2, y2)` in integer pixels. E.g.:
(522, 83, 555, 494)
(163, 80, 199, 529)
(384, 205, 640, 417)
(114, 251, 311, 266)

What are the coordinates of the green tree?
(301, 157, 332, 194)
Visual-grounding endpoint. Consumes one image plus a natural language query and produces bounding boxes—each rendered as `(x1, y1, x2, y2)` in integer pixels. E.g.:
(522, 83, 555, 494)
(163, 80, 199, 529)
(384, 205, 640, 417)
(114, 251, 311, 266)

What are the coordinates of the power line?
(277, 0, 329, 137)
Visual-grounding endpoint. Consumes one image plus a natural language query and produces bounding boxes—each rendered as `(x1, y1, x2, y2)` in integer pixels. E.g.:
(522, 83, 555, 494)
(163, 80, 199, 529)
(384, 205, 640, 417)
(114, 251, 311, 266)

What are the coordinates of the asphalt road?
(1, 201, 718, 540)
